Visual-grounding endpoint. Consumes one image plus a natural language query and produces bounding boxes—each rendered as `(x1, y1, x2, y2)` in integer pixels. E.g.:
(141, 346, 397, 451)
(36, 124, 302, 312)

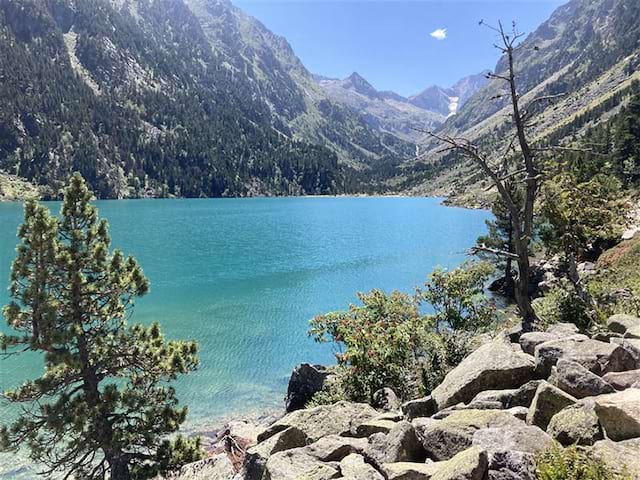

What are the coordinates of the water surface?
(0, 197, 490, 478)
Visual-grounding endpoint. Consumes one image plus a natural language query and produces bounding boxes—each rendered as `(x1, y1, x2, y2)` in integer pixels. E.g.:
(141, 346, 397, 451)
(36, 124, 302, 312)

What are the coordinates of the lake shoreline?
(2, 192, 488, 212)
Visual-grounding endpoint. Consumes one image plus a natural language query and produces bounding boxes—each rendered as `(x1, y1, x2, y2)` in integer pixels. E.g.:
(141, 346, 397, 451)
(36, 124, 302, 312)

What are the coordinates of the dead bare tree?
(417, 21, 555, 332)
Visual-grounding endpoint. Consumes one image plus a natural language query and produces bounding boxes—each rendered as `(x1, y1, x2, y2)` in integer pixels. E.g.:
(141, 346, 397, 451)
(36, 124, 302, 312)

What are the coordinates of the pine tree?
(539, 172, 624, 319)
(0, 173, 203, 480)
(476, 182, 523, 297)
(613, 93, 640, 185)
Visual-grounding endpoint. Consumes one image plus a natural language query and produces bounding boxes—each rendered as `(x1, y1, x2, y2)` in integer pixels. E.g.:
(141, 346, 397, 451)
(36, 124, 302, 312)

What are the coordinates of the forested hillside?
(0, 0, 412, 199)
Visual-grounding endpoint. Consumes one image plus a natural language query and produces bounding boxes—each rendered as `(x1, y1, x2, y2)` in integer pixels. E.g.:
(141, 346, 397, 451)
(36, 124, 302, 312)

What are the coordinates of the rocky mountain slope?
(317, 71, 489, 142)
(171, 317, 640, 479)
(0, 0, 412, 199)
(409, 71, 490, 117)
(401, 0, 640, 202)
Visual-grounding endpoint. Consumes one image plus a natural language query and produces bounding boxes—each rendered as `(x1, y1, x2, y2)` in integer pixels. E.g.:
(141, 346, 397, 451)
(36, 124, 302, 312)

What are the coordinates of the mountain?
(409, 71, 490, 117)
(316, 71, 488, 142)
(400, 0, 640, 201)
(0, 0, 412, 199)
(408, 86, 453, 117)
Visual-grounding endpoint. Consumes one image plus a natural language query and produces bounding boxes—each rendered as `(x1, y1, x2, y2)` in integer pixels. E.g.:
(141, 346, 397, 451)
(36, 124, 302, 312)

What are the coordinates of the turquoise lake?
(0, 197, 491, 477)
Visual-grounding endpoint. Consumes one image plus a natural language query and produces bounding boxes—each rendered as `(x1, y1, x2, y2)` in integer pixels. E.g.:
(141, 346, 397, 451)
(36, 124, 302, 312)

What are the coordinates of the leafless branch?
(470, 244, 519, 260)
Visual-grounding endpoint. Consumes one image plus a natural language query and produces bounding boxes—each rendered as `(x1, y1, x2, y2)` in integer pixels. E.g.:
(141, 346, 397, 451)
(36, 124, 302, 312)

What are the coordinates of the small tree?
(417, 261, 496, 371)
(309, 262, 496, 401)
(539, 172, 624, 317)
(309, 289, 423, 402)
(476, 182, 523, 297)
(0, 174, 203, 480)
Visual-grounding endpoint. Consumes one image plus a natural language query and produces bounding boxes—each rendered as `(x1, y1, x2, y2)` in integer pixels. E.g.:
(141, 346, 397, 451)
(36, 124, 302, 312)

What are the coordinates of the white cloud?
(430, 28, 447, 41)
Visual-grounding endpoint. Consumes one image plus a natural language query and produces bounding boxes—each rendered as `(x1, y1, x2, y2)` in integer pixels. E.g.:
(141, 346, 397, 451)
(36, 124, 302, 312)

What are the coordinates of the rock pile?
(174, 316, 640, 480)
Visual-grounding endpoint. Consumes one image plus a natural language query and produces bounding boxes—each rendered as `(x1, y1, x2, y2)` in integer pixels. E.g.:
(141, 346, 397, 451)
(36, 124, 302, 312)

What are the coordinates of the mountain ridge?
(316, 70, 489, 142)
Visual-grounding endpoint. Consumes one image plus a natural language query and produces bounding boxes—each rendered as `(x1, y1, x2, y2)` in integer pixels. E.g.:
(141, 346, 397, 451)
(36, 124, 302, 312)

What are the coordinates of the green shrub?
(533, 285, 594, 331)
(309, 262, 496, 404)
(589, 235, 640, 317)
(306, 367, 348, 408)
(536, 444, 630, 480)
(309, 289, 424, 402)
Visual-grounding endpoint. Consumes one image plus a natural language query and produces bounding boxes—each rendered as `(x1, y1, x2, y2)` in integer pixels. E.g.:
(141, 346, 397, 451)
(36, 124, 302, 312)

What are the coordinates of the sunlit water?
(0, 197, 490, 478)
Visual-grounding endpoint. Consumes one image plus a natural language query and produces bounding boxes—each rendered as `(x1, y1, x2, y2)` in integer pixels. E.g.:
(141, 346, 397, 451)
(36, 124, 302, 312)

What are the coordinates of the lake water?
(0, 197, 490, 478)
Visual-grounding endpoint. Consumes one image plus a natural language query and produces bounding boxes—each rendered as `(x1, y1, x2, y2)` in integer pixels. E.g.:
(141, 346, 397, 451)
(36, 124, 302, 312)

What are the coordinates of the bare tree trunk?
(565, 251, 598, 315)
(504, 217, 515, 296)
(108, 456, 131, 480)
(419, 21, 545, 332)
(515, 253, 536, 332)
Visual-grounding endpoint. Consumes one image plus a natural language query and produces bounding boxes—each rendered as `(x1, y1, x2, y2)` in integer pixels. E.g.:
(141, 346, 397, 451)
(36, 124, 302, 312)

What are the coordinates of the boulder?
(471, 424, 549, 479)
(607, 314, 640, 335)
(591, 439, 640, 478)
(485, 451, 535, 480)
(546, 402, 603, 446)
(469, 390, 516, 408)
(414, 409, 523, 461)
(375, 411, 404, 422)
(503, 323, 523, 344)
(625, 324, 640, 339)
(431, 341, 536, 410)
(506, 381, 544, 408)
(526, 382, 577, 430)
(551, 359, 615, 398)
(285, 364, 330, 412)
(431, 447, 488, 480)
(505, 407, 528, 421)
(471, 381, 543, 410)
(303, 435, 368, 460)
(402, 396, 437, 420)
(225, 420, 263, 447)
(258, 401, 378, 443)
(432, 405, 466, 420)
(593, 388, 640, 441)
(339, 454, 384, 480)
(534, 336, 634, 376)
(466, 400, 504, 410)
(172, 454, 236, 480)
(263, 454, 339, 480)
(263, 435, 366, 480)
(366, 421, 426, 464)
(354, 418, 398, 437)
(610, 337, 640, 369)
(383, 461, 442, 480)
(603, 369, 640, 390)
(471, 425, 552, 455)
(592, 331, 623, 343)
(383, 447, 488, 480)
(546, 323, 580, 337)
(243, 427, 309, 480)
(519, 332, 558, 356)
(373, 388, 401, 412)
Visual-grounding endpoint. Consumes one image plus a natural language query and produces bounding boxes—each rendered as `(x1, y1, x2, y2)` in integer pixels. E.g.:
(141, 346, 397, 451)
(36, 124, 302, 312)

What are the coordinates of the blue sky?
(233, 0, 567, 96)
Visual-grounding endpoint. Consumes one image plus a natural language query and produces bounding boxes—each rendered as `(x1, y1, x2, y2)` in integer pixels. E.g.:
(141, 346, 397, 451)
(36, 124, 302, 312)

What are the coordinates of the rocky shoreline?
(169, 315, 640, 480)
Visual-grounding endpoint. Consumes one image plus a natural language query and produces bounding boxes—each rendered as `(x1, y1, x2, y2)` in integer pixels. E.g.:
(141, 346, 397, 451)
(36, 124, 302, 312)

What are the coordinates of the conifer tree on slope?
(0, 173, 203, 479)
(476, 181, 522, 297)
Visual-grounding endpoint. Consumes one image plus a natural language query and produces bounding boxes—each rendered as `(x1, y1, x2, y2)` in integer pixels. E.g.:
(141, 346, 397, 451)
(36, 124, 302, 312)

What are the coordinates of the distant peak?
(347, 71, 366, 82)
(342, 72, 379, 99)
